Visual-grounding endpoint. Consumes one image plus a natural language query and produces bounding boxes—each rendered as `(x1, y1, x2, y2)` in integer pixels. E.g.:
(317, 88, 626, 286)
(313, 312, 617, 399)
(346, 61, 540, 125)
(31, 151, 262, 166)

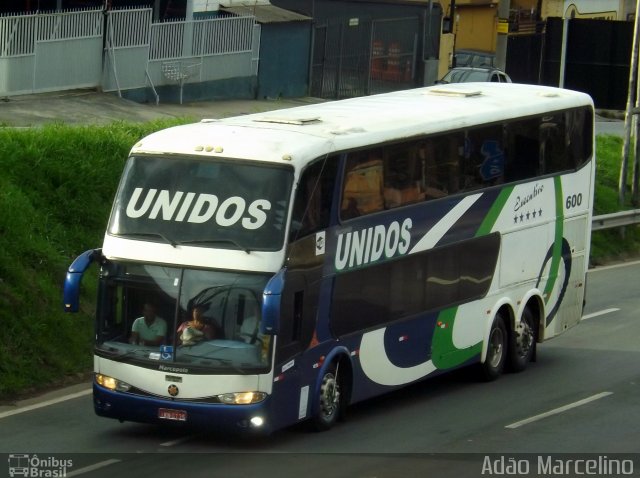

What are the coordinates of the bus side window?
(341, 151, 384, 219)
(436, 134, 463, 195)
(540, 116, 566, 174)
(418, 139, 455, 200)
(462, 126, 505, 191)
(383, 144, 425, 208)
(566, 107, 593, 169)
(505, 118, 540, 181)
(289, 156, 338, 242)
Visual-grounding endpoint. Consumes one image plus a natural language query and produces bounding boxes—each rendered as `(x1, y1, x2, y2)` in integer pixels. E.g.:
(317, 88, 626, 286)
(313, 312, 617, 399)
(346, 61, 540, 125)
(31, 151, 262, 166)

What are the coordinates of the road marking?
(505, 392, 613, 429)
(582, 308, 620, 320)
(160, 434, 199, 447)
(66, 459, 121, 477)
(0, 388, 92, 420)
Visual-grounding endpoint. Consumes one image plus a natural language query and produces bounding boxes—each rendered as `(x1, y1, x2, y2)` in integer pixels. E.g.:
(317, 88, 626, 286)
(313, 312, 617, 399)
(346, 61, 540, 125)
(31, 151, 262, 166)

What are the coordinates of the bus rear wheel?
(479, 314, 507, 381)
(509, 307, 536, 372)
(312, 365, 341, 431)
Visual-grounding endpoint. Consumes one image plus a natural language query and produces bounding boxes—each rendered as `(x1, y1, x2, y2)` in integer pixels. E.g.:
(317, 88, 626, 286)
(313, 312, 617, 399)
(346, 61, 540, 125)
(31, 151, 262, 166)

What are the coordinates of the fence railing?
(592, 209, 640, 231)
(1, 7, 258, 98)
(149, 15, 254, 61)
(0, 8, 103, 57)
(107, 8, 152, 48)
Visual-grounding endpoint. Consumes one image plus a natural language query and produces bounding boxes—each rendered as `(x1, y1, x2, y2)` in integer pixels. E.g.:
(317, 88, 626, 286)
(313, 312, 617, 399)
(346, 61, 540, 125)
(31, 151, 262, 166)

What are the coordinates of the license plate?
(158, 408, 187, 422)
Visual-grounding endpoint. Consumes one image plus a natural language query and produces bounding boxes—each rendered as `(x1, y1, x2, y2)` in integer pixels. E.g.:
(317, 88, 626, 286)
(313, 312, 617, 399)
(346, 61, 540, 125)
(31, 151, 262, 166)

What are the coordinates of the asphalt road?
(0, 261, 639, 477)
(596, 115, 625, 137)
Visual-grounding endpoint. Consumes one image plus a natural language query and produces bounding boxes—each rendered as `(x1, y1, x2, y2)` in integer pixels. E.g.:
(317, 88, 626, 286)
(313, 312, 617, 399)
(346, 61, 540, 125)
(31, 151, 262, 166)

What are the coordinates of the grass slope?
(0, 120, 185, 399)
(591, 134, 640, 264)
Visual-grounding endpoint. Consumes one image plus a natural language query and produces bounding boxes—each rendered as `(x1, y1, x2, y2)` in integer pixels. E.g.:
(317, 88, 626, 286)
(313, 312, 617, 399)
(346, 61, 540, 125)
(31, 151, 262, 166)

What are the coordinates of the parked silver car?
(454, 49, 496, 68)
(437, 67, 512, 84)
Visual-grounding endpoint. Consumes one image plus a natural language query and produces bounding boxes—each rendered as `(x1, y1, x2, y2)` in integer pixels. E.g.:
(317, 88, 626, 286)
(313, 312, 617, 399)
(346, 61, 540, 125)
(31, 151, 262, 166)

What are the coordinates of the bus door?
(271, 156, 339, 425)
(271, 259, 323, 425)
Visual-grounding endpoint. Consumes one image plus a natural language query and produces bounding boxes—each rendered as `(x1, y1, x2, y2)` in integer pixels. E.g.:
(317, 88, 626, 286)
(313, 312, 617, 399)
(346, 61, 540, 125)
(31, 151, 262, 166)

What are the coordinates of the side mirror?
(261, 268, 285, 335)
(63, 249, 102, 312)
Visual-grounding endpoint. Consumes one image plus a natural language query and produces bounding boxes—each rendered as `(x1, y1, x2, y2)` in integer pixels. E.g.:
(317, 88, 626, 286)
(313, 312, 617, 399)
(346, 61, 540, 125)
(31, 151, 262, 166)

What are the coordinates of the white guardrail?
(592, 209, 640, 231)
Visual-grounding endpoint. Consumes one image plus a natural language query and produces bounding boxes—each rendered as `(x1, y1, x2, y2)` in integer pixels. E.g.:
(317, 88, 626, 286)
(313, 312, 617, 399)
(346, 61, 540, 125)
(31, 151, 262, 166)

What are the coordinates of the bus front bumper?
(93, 383, 273, 434)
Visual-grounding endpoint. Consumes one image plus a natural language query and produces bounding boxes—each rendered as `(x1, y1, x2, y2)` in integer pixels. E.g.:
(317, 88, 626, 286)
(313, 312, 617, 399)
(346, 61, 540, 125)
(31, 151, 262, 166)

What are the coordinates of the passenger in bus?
(130, 302, 167, 346)
(341, 153, 384, 218)
(177, 305, 217, 345)
(418, 141, 449, 199)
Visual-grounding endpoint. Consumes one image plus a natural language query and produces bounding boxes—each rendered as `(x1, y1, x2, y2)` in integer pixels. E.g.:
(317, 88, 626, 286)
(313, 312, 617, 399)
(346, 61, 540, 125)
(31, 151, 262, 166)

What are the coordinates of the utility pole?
(634, 30, 640, 205)
(495, 0, 510, 71)
(184, 0, 194, 57)
(620, 0, 640, 206)
(558, 17, 569, 87)
(154, 0, 160, 22)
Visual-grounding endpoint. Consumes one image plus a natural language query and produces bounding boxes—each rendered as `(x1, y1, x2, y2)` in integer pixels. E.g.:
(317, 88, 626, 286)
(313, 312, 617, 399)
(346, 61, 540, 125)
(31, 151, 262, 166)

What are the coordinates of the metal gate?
(506, 33, 544, 84)
(0, 9, 103, 96)
(102, 8, 258, 102)
(542, 17, 631, 110)
(310, 17, 419, 99)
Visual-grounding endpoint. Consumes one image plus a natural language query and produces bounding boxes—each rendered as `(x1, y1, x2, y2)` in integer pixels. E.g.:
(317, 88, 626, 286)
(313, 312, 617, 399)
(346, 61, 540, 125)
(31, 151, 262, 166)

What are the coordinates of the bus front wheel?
(479, 314, 507, 381)
(312, 364, 341, 431)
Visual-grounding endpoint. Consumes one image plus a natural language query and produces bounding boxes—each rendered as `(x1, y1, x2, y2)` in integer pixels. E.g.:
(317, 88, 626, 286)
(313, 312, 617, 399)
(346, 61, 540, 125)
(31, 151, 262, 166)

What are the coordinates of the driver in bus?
(130, 302, 167, 346)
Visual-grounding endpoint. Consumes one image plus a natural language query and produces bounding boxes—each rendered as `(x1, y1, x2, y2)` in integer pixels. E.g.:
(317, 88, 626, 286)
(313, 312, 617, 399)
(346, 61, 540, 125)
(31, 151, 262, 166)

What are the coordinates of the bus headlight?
(217, 391, 267, 405)
(96, 373, 131, 392)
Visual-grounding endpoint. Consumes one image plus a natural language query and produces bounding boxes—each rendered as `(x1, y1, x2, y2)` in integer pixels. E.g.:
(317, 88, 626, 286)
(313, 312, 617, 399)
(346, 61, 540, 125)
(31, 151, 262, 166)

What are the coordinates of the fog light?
(250, 416, 264, 427)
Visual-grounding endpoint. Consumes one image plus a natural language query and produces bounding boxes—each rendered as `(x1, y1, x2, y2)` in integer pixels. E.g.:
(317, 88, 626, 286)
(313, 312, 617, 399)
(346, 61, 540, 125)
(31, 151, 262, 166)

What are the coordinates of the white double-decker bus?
(64, 83, 594, 434)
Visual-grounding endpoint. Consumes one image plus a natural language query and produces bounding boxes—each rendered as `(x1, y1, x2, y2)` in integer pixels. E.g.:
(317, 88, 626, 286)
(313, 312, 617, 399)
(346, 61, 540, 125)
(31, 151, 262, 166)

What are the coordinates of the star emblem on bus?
(514, 209, 543, 223)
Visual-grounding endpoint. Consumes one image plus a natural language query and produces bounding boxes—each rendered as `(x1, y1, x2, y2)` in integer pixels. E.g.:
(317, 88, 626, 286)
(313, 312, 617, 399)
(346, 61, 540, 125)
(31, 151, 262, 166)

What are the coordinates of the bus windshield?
(95, 261, 272, 372)
(108, 155, 293, 252)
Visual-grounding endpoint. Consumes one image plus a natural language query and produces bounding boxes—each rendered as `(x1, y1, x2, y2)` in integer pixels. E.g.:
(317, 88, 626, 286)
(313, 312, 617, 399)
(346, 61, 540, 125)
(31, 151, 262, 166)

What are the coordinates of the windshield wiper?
(178, 353, 246, 373)
(180, 238, 251, 254)
(96, 345, 138, 361)
(113, 232, 178, 248)
(179, 353, 231, 364)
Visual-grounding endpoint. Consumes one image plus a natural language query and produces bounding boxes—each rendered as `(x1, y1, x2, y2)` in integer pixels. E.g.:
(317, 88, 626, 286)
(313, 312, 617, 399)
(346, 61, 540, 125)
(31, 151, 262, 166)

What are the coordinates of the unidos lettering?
(125, 188, 272, 230)
(335, 218, 412, 271)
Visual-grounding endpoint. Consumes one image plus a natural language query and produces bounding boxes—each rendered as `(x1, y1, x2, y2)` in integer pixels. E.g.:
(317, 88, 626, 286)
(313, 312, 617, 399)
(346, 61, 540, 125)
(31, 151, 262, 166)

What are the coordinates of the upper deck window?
(108, 155, 293, 252)
(339, 106, 593, 221)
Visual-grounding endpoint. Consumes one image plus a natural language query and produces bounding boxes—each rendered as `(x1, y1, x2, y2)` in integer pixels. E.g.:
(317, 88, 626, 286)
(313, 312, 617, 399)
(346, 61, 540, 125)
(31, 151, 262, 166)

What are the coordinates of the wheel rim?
(319, 372, 339, 420)
(488, 327, 504, 368)
(516, 318, 534, 358)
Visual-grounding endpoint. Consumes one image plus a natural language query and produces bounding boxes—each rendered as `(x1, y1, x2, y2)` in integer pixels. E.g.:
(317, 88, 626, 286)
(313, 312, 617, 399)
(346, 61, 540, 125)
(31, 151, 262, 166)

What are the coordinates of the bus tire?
(479, 313, 507, 381)
(312, 364, 341, 431)
(509, 307, 536, 373)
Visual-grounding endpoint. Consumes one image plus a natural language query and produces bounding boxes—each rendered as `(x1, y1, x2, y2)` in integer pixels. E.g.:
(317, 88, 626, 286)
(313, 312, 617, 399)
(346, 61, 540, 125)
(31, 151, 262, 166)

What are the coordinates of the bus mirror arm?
(63, 248, 103, 313)
(261, 269, 286, 335)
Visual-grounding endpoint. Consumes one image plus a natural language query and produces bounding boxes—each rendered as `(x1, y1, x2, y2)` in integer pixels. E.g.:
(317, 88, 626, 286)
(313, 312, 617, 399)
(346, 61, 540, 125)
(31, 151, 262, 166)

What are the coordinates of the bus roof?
(131, 83, 593, 166)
